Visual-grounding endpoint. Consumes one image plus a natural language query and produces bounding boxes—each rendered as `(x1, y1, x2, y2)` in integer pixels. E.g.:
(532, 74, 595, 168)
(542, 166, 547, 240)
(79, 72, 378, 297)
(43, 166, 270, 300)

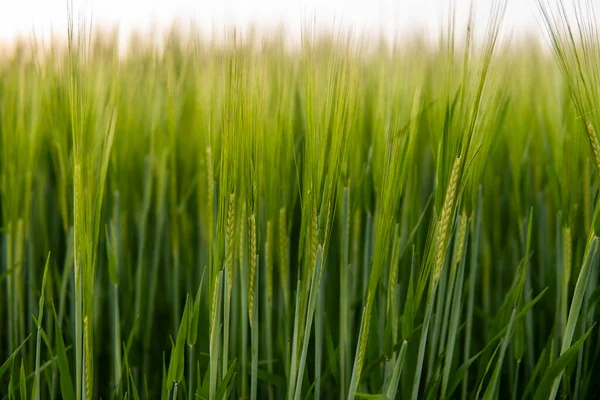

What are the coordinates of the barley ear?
(586, 122, 600, 176)
(311, 197, 319, 274)
(433, 156, 461, 285)
(453, 213, 469, 266)
(84, 315, 92, 400)
(248, 213, 258, 326)
(209, 273, 219, 335)
(226, 192, 236, 294)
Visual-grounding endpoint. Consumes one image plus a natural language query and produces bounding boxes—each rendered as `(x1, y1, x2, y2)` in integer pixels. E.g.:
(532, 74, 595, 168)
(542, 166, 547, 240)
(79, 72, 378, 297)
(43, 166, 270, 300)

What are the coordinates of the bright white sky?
(0, 0, 544, 46)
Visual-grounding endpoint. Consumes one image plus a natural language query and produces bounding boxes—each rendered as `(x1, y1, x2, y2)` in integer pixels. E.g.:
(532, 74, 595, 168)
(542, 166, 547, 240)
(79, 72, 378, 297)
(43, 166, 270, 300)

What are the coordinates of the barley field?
(1, 1, 600, 399)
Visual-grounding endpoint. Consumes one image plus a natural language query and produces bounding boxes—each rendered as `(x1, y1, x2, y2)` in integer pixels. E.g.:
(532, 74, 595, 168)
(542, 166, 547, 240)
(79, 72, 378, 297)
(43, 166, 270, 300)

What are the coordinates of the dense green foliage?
(2, 1, 600, 398)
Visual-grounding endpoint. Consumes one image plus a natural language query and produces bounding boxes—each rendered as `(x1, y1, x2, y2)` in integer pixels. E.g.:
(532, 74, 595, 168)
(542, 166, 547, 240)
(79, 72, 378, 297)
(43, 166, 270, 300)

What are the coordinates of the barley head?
(311, 198, 318, 274)
(209, 273, 220, 335)
(226, 192, 236, 294)
(433, 156, 461, 285)
(248, 213, 257, 326)
(84, 315, 92, 400)
(452, 213, 468, 266)
(586, 122, 600, 177)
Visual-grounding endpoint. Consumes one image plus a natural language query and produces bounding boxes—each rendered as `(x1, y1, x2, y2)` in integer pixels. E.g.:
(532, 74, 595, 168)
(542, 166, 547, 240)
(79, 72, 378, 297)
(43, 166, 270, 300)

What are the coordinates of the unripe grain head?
(433, 156, 462, 285)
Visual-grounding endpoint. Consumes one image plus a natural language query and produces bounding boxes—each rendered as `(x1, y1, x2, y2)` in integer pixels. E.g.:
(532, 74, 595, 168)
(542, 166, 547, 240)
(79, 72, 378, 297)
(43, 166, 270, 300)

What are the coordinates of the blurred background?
(1, 0, 543, 47)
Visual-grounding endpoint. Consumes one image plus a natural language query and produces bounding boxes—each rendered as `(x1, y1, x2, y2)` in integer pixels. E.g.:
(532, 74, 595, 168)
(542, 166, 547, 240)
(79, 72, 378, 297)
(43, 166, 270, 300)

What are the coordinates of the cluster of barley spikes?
(3, 0, 600, 398)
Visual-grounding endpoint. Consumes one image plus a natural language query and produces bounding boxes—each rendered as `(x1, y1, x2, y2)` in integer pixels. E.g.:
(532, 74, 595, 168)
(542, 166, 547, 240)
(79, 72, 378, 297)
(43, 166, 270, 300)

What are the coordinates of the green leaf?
(197, 362, 210, 399)
(482, 305, 517, 400)
(52, 303, 75, 400)
(215, 358, 237, 399)
(402, 249, 416, 340)
(587, 285, 600, 311)
(0, 335, 31, 381)
(20, 358, 27, 400)
(293, 245, 324, 400)
(106, 222, 119, 286)
(384, 340, 408, 400)
(9, 361, 16, 399)
(254, 367, 286, 389)
(523, 341, 550, 398)
(475, 340, 502, 399)
(188, 266, 206, 347)
(446, 352, 484, 397)
(549, 236, 599, 398)
(129, 367, 141, 400)
(168, 294, 191, 384)
(534, 324, 595, 400)
(410, 282, 437, 400)
(161, 353, 169, 400)
(33, 253, 51, 400)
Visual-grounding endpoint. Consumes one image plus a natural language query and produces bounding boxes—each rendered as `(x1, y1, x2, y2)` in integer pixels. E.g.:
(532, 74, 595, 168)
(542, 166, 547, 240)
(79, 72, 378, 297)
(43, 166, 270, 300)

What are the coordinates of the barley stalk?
(266, 220, 274, 302)
(238, 201, 248, 398)
(352, 209, 362, 297)
(584, 159, 591, 227)
(387, 224, 400, 319)
(207, 146, 214, 267)
(354, 292, 373, 388)
(240, 202, 247, 266)
(563, 226, 572, 286)
(323, 200, 332, 250)
(279, 207, 289, 308)
(561, 225, 572, 340)
(73, 163, 83, 278)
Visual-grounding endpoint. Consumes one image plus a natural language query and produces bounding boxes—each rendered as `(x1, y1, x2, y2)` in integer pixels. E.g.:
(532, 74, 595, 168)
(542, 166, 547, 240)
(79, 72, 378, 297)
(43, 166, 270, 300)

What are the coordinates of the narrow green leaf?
(215, 358, 237, 399)
(0, 335, 31, 381)
(384, 340, 408, 399)
(20, 358, 27, 400)
(168, 294, 191, 384)
(188, 266, 206, 347)
(549, 236, 599, 399)
(482, 305, 517, 399)
(534, 325, 595, 400)
(402, 249, 416, 340)
(33, 253, 51, 400)
(52, 303, 74, 400)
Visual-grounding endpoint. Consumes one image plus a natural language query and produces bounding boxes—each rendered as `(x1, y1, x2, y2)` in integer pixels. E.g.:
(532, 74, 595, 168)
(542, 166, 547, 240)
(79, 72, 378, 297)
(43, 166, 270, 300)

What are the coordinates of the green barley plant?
(3, 0, 600, 398)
